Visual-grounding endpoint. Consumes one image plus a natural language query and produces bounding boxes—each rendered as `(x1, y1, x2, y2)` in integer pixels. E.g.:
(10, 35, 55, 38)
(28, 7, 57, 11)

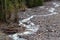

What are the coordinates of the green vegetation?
(0, 0, 44, 23)
(26, 0, 44, 8)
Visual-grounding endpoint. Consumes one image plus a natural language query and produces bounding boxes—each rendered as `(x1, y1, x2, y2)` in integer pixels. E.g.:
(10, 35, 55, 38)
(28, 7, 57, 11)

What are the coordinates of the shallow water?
(8, 2, 60, 40)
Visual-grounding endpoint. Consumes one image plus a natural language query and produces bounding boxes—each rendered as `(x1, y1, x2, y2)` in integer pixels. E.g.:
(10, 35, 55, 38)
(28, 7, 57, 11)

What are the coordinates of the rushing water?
(53, 2, 60, 7)
(8, 2, 60, 40)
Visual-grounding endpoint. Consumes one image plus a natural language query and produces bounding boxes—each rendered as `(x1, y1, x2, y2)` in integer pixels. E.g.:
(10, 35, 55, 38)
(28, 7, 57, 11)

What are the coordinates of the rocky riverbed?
(0, 1, 60, 40)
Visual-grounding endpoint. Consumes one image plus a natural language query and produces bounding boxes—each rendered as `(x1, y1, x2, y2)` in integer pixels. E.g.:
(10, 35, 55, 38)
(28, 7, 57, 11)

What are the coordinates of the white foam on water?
(46, 12, 58, 16)
(8, 24, 39, 40)
(36, 12, 58, 17)
(19, 21, 35, 28)
(32, 12, 58, 17)
(26, 25, 39, 32)
(23, 31, 33, 35)
(19, 15, 34, 26)
(53, 2, 60, 7)
(13, 25, 39, 35)
(30, 22, 35, 25)
(48, 8, 55, 12)
(9, 34, 27, 40)
(18, 15, 39, 35)
(20, 16, 34, 23)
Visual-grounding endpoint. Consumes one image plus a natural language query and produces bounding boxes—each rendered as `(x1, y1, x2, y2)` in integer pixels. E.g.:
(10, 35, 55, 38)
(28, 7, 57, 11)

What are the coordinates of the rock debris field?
(1, 1, 60, 40)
